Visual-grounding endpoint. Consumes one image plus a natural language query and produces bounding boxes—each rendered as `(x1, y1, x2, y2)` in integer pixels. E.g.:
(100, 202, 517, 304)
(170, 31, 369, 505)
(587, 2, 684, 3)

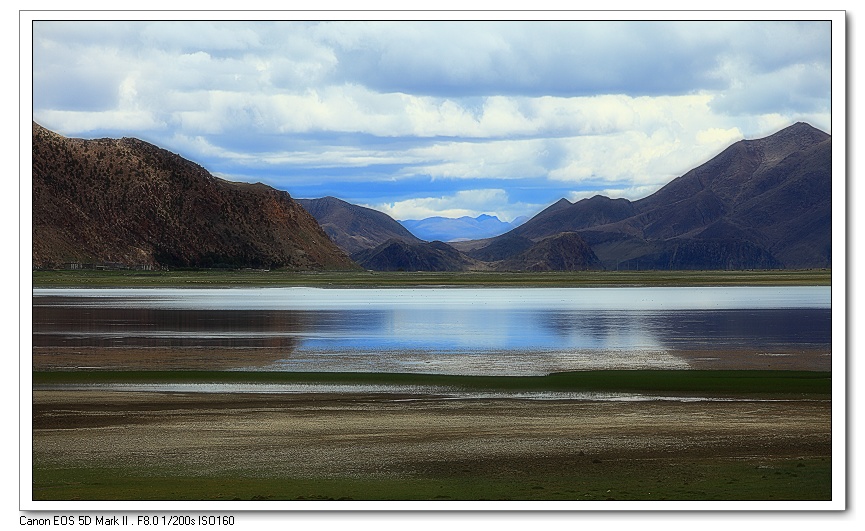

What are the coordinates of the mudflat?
(32, 388, 831, 501)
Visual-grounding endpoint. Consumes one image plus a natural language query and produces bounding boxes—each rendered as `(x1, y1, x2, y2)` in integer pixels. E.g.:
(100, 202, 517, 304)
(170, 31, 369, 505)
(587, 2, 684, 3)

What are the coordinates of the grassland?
(32, 458, 831, 502)
(32, 268, 831, 288)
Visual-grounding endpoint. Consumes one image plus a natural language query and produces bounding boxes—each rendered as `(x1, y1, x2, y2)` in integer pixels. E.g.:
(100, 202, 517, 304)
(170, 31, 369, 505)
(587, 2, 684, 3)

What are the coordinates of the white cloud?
(399, 138, 550, 180)
(30, 19, 833, 218)
(370, 189, 543, 223)
(159, 90, 821, 194)
(546, 128, 711, 187)
(695, 127, 743, 146)
(33, 109, 163, 134)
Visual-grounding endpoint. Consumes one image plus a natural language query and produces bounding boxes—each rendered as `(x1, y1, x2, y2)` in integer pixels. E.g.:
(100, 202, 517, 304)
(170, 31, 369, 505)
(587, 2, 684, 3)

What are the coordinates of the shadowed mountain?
(474, 122, 831, 270)
(32, 123, 358, 270)
(297, 196, 422, 255)
(464, 233, 536, 262)
(496, 232, 602, 271)
(512, 196, 636, 241)
(351, 240, 481, 272)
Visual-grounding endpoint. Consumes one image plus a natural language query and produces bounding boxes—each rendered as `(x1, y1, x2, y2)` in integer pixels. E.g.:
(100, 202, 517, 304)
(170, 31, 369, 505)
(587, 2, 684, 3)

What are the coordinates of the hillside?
(496, 232, 602, 271)
(351, 239, 482, 272)
(478, 122, 832, 270)
(32, 123, 358, 270)
(297, 196, 422, 255)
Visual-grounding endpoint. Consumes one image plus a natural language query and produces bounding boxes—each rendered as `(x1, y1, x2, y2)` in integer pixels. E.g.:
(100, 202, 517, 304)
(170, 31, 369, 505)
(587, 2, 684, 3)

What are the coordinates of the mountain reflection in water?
(32, 287, 831, 374)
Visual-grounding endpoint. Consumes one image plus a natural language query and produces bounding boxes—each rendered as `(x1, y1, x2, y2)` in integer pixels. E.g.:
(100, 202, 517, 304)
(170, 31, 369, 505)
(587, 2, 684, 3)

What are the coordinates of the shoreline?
(32, 368, 832, 398)
(32, 345, 833, 373)
(31, 268, 832, 288)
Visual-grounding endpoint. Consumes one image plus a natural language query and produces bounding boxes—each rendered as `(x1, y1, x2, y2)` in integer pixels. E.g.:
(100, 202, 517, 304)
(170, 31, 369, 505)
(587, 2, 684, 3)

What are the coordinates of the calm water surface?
(32, 287, 831, 375)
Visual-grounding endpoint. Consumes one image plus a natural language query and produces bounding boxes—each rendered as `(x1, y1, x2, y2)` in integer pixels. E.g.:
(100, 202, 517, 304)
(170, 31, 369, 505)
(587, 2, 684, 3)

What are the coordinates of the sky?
(30, 16, 834, 223)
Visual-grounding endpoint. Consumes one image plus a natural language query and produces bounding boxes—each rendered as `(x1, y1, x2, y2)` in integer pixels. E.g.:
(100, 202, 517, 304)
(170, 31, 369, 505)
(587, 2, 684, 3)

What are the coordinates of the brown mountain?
(351, 240, 482, 272)
(32, 122, 358, 270)
(476, 122, 831, 270)
(297, 196, 422, 255)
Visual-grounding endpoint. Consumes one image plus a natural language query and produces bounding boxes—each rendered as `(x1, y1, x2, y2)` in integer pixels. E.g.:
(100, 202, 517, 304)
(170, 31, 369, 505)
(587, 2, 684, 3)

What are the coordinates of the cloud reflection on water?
(32, 287, 831, 374)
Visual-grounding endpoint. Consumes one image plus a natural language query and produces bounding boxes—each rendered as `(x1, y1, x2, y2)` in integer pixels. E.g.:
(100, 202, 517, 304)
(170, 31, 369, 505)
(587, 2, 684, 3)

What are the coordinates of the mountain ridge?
(297, 196, 422, 255)
(32, 121, 831, 272)
(32, 123, 358, 270)
(350, 239, 482, 272)
(483, 122, 831, 270)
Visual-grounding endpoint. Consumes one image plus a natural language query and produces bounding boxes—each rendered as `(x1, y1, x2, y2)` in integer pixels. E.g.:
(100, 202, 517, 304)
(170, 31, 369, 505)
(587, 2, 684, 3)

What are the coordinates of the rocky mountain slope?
(32, 123, 357, 270)
(297, 196, 422, 255)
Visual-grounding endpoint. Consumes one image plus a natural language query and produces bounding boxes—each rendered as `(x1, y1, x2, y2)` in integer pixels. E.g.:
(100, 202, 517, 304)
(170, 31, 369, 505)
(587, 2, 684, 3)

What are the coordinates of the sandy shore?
(32, 388, 831, 500)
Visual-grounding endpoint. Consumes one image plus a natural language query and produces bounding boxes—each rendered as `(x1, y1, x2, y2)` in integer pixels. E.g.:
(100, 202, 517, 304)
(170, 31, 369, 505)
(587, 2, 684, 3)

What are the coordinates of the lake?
(32, 286, 831, 375)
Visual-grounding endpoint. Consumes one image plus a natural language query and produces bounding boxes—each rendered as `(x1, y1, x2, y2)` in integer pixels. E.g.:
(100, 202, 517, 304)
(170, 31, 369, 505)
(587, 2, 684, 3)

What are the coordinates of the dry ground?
(31, 389, 831, 501)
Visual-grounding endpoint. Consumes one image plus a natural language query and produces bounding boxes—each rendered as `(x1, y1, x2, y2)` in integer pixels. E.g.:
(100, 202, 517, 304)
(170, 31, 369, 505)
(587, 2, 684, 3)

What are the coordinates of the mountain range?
(302, 122, 831, 272)
(399, 214, 528, 242)
(466, 121, 831, 270)
(32, 121, 831, 272)
(32, 122, 357, 270)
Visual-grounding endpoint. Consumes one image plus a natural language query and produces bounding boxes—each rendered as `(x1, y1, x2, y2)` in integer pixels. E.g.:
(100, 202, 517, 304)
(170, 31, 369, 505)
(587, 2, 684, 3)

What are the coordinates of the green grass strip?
(32, 269, 831, 288)
(32, 457, 832, 501)
(33, 369, 831, 397)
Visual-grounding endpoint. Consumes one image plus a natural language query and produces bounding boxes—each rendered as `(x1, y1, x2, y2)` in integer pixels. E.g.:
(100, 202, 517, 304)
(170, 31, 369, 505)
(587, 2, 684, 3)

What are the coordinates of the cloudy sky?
(30, 17, 834, 222)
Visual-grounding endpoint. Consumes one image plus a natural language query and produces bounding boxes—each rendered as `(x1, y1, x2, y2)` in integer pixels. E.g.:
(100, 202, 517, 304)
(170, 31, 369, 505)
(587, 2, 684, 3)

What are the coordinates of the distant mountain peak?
(399, 213, 526, 242)
(786, 121, 826, 134)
